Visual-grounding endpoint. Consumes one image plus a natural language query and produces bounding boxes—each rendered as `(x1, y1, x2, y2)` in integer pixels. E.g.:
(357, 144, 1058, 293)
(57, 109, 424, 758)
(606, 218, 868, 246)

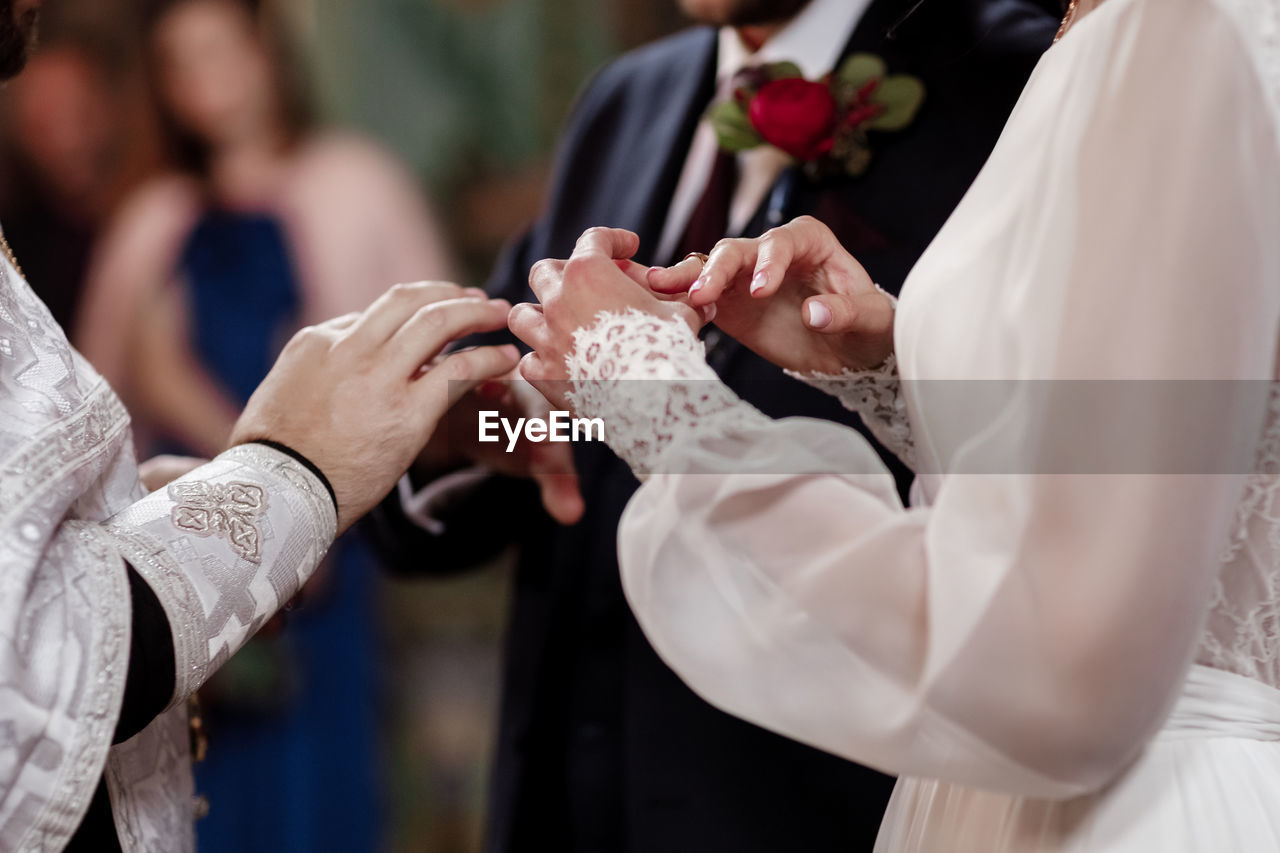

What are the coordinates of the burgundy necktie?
(671, 142, 740, 264)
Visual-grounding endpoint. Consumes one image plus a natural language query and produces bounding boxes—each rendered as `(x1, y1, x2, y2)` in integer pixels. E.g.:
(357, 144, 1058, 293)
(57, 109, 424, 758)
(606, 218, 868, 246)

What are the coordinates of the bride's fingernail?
(702, 303, 717, 323)
(750, 273, 768, 295)
(807, 301, 832, 329)
(689, 278, 705, 295)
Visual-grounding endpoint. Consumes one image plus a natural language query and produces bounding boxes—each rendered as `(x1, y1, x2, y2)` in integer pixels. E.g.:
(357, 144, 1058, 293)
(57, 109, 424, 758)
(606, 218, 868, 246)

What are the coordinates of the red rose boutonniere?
(709, 54, 925, 180)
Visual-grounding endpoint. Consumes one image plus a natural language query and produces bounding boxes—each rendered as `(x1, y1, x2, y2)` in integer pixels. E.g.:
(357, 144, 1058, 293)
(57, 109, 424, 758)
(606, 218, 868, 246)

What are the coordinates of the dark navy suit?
(371, 2, 1057, 850)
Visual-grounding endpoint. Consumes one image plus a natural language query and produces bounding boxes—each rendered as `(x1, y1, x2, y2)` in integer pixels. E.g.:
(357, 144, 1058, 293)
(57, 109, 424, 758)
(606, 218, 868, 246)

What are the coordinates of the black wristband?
(247, 439, 339, 516)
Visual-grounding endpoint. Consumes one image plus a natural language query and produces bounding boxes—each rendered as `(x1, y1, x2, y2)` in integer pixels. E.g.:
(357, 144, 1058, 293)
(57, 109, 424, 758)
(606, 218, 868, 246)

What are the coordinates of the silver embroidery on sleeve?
(104, 443, 337, 704)
(169, 481, 269, 564)
(0, 241, 323, 851)
(0, 254, 138, 850)
(105, 706, 195, 853)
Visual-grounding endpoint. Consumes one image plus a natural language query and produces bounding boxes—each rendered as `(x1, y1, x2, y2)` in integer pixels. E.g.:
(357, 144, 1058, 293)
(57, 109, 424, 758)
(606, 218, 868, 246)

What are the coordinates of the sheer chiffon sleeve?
(578, 0, 1280, 800)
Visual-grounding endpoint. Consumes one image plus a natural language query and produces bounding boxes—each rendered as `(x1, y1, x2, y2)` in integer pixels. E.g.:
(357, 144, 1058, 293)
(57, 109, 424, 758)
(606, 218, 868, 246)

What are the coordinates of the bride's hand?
(648, 215, 895, 375)
(509, 227, 704, 407)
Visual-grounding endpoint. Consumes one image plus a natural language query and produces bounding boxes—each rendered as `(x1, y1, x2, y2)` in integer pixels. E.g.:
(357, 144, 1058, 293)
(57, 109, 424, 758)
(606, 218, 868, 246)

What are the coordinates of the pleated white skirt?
(875, 666, 1280, 852)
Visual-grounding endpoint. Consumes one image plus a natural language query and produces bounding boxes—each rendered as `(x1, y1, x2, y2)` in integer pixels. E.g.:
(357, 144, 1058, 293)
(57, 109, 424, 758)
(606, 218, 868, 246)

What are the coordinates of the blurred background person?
(75, 1, 456, 851)
(79, 0, 456, 447)
(0, 29, 152, 339)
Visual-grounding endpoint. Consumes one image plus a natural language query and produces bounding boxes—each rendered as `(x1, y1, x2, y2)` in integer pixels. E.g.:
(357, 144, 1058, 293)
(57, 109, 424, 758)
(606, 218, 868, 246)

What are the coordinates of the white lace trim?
(1196, 383, 1280, 686)
(564, 309, 770, 475)
(785, 353, 916, 470)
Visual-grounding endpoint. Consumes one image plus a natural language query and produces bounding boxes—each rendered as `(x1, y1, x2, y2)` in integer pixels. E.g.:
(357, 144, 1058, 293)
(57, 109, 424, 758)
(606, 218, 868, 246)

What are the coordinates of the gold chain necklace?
(1054, 0, 1081, 42)
(0, 231, 23, 279)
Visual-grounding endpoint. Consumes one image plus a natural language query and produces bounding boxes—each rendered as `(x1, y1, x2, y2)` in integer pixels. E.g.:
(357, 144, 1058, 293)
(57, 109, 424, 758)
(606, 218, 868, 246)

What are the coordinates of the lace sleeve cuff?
(785, 353, 916, 470)
(99, 443, 337, 705)
(564, 308, 771, 477)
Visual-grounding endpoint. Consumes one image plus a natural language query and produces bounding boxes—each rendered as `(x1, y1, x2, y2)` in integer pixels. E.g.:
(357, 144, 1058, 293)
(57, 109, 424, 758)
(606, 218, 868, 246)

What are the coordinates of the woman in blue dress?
(78, 1, 457, 849)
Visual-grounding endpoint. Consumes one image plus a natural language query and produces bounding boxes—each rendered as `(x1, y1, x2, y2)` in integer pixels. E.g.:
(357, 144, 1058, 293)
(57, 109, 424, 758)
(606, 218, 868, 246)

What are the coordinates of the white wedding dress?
(561, 0, 1280, 848)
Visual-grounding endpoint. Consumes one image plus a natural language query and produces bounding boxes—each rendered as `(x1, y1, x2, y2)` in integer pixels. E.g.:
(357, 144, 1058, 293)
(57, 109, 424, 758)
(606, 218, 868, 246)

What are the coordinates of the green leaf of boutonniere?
(707, 100, 762, 152)
(867, 76, 926, 131)
(837, 54, 887, 88)
(832, 54, 887, 108)
(765, 60, 804, 81)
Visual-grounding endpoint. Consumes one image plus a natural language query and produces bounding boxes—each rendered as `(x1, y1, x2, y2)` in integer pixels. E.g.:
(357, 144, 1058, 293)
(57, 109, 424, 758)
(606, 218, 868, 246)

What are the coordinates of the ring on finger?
(683, 252, 710, 267)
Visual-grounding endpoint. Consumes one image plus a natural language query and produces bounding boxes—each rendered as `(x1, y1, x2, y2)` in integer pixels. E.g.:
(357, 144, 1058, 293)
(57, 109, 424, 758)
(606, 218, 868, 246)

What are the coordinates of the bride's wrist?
(844, 340, 896, 374)
(564, 308, 709, 385)
(561, 308, 771, 476)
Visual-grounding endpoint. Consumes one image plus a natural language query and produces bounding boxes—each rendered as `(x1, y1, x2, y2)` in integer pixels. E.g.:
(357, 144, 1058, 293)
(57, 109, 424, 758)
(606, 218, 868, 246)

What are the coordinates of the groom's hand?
(230, 282, 521, 535)
(415, 375, 585, 525)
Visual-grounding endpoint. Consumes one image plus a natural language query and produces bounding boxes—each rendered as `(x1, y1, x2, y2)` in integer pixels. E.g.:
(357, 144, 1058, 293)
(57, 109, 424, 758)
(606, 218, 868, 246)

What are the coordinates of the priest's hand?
(229, 282, 520, 534)
(648, 215, 895, 374)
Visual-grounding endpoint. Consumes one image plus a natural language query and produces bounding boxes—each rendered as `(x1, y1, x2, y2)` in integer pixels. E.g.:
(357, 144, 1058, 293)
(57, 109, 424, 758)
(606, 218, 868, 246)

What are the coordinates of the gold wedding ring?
(683, 252, 710, 267)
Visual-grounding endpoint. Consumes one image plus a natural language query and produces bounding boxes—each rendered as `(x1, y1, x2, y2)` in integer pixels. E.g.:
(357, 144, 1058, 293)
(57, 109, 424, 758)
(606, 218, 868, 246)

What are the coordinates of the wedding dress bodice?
(564, 0, 1280, 806)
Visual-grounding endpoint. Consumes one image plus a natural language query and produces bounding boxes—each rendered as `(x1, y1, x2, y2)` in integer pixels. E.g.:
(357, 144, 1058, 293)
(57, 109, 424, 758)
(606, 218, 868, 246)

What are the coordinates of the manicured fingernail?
(807, 301, 832, 329)
(689, 278, 705, 295)
(702, 302, 717, 323)
(750, 273, 767, 295)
